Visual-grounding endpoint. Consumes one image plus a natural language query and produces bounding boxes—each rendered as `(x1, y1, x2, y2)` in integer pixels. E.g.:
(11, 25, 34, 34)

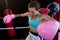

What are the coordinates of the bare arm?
(40, 14, 53, 22)
(15, 12, 29, 17)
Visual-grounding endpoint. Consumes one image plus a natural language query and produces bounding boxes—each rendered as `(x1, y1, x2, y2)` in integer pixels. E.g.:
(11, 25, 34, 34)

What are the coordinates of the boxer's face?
(28, 7, 39, 16)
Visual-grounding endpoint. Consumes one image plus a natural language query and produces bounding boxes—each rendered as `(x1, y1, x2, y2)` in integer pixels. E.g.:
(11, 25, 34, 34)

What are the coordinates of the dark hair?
(28, 0, 40, 11)
(47, 2, 59, 17)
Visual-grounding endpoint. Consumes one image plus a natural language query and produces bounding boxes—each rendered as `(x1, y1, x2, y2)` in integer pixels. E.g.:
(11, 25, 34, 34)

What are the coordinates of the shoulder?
(41, 14, 47, 17)
(41, 14, 51, 17)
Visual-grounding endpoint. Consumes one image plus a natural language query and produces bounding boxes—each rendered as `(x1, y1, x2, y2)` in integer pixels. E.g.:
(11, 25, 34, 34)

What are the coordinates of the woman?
(15, 1, 50, 40)
(16, 1, 43, 40)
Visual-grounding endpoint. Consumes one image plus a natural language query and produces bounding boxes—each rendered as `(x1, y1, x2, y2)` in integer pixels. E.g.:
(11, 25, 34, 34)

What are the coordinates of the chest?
(29, 15, 40, 24)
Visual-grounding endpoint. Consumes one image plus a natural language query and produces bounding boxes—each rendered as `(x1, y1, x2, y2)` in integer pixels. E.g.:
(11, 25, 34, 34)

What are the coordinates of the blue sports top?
(29, 13, 41, 29)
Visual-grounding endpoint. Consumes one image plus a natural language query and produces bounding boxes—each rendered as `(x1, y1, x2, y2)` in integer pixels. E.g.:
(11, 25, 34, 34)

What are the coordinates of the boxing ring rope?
(0, 27, 29, 30)
(15, 27, 29, 29)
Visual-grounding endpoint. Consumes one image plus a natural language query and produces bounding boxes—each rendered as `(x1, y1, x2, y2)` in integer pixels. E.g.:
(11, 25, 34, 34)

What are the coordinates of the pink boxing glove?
(3, 14, 15, 24)
(3, 15, 12, 24)
(37, 20, 59, 40)
(10, 14, 16, 19)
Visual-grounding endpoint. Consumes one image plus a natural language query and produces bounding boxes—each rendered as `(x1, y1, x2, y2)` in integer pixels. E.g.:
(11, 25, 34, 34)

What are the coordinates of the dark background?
(0, 0, 59, 40)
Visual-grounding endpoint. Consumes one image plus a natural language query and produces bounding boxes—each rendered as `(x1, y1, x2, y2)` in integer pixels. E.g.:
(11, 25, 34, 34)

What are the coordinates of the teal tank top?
(29, 13, 41, 29)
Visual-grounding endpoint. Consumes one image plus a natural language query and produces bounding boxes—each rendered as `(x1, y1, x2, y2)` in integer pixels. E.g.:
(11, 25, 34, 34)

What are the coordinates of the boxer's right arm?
(3, 12, 29, 24)
(15, 12, 29, 17)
